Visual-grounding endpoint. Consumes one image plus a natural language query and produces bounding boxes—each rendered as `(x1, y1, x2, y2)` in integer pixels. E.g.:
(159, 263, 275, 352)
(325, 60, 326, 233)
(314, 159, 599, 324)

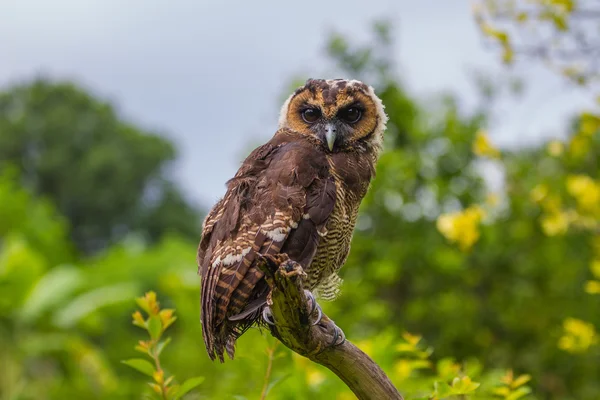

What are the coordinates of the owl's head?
(278, 78, 388, 153)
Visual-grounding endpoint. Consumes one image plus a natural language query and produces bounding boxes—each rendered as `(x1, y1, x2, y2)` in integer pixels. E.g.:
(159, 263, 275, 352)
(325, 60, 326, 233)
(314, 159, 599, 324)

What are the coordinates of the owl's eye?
(301, 108, 321, 123)
(338, 107, 362, 124)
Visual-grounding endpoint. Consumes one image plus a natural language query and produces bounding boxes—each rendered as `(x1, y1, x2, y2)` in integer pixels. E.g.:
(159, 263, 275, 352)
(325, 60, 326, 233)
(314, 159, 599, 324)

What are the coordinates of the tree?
(315, 20, 599, 399)
(0, 79, 201, 254)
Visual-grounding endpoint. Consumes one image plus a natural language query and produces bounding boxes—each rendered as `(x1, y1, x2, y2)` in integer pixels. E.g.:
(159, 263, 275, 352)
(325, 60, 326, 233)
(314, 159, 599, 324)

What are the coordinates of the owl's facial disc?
(278, 78, 388, 152)
(297, 101, 366, 151)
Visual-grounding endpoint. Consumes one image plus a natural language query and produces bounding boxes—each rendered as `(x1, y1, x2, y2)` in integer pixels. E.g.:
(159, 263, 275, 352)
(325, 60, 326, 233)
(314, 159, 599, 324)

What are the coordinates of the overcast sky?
(2, 0, 593, 208)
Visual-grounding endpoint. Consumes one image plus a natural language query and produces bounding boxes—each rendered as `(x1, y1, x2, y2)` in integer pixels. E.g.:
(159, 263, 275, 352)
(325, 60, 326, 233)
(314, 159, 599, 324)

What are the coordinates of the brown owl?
(197, 78, 388, 362)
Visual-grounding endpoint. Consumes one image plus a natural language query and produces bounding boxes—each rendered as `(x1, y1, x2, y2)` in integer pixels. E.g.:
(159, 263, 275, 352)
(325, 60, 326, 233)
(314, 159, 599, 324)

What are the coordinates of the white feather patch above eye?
(221, 247, 251, 266)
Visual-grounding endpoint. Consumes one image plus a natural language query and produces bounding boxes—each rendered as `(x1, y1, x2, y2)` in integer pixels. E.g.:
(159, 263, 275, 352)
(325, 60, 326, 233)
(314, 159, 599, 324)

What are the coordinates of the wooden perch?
(257, 255, 403, 400)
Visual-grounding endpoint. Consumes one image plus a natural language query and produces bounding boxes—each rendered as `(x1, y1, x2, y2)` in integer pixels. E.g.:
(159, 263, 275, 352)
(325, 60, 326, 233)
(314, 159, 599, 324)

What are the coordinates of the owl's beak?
(325, 123, 337, 151)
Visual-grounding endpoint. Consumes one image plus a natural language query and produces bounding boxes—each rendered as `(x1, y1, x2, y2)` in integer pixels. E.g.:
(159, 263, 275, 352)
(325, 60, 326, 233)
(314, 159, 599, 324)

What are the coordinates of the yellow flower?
(472, 130, 501, 159)
(540, 211, 570, 236)
(437, 206, 486, 251)
(568, 134, 590, 159)
(591, 260, 600, 278)
(547, 140, 564, 156)
(529, 184, 549, 203)
(566, 174, 600, 214)
(585, 280, 600, 294)
(558, 318, 597, 353)
(579, 112, 600, 136)
(306, 368, 326, 387)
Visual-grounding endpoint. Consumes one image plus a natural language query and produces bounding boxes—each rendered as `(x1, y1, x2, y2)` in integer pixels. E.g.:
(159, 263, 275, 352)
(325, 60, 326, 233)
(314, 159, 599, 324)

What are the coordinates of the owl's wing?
(197, 135, 336, 361)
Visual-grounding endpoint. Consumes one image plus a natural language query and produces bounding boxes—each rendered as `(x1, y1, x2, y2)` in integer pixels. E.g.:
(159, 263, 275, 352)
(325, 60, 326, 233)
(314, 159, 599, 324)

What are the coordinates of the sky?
(2, 0, 594, 208)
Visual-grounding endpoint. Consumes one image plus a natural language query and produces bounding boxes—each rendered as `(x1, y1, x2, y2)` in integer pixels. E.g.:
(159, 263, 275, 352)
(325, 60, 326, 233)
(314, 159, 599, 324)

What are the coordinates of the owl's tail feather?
(228, 297, 267, 321)
(211, 317, 258, 362)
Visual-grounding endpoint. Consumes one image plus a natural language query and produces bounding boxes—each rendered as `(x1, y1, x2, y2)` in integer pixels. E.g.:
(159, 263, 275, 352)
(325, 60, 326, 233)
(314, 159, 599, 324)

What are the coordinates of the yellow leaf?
(493, 386, 511, 396)
(401, 332, 422, 346)
(153, 370, 164, 385)
(149, 383, 162, 395)
(451, 376, 481, 393)
(502, 45, 514, 64)
(511, 374, 532, 388)
(501, 369, 514, 385)
(394, 360, 413, 381)
(473, 130, 501, 158)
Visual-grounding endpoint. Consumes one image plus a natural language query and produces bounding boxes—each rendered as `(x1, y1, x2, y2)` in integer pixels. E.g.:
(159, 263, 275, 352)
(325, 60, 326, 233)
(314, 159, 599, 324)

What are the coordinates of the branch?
(257, 255, 403, 400)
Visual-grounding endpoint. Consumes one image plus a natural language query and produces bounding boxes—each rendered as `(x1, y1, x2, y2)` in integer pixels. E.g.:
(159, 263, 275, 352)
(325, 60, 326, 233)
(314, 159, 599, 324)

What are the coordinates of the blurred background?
(1, 1, 599, 399)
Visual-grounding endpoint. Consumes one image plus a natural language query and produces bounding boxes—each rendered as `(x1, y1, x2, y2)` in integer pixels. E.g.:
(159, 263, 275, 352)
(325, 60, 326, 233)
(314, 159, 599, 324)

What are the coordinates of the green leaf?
(53, 282, 139, 328)
(19, 265, 82, 322)
(434, 381, 453, 398)
(451, 376, 480, 394)
(147, 316, 162, 340)
(121, 358, 155, 377)
(155, 337, 172, 357)
(264, 373, 290, 397)
(172, 376, 205, 400)
(507, 386, 532, 400)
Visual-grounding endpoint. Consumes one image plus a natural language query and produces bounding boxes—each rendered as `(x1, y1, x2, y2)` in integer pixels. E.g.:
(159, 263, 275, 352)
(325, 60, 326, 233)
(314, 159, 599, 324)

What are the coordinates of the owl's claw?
(303, 290, 322, 326)
(264, 290, 344, 348)
(330, 323, 346, 346)
(262, 306, 275, 326)
(311, 305, 323, 326)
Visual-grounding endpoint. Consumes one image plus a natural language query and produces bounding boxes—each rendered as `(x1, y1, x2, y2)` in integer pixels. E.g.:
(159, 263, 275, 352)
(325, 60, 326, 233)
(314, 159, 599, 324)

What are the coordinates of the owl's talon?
(304, 290, 318, 315)
(331, 324, 346, 346)
(311, 305, 323, 326)
(262, 306, 275, 325)
(303, 291, 323, 326)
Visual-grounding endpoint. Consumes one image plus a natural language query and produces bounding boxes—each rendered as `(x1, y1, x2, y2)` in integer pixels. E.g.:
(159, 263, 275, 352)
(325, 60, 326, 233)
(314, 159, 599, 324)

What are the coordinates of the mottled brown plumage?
(197, 79, 387, 361)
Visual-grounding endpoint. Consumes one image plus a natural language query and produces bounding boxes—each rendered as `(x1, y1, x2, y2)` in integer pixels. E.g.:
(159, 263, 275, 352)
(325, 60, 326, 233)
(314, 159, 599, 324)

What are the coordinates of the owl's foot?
(262, 290, 320, 326)
(304, 290, 322, 326)
(316, 315, 346, 348)
(304, 291, 346, 348)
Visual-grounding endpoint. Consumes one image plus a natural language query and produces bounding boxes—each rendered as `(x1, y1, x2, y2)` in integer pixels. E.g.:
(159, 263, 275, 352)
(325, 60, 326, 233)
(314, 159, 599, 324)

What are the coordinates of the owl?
(198, 78, 388, 362)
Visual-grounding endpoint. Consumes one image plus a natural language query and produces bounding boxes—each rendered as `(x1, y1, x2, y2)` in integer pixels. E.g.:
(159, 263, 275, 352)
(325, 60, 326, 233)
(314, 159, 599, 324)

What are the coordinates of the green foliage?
(1, 16, 599, 400)
(316, 20, 599, 400)
(0, 79, 201, 254)
(122, 291, 204, 400)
